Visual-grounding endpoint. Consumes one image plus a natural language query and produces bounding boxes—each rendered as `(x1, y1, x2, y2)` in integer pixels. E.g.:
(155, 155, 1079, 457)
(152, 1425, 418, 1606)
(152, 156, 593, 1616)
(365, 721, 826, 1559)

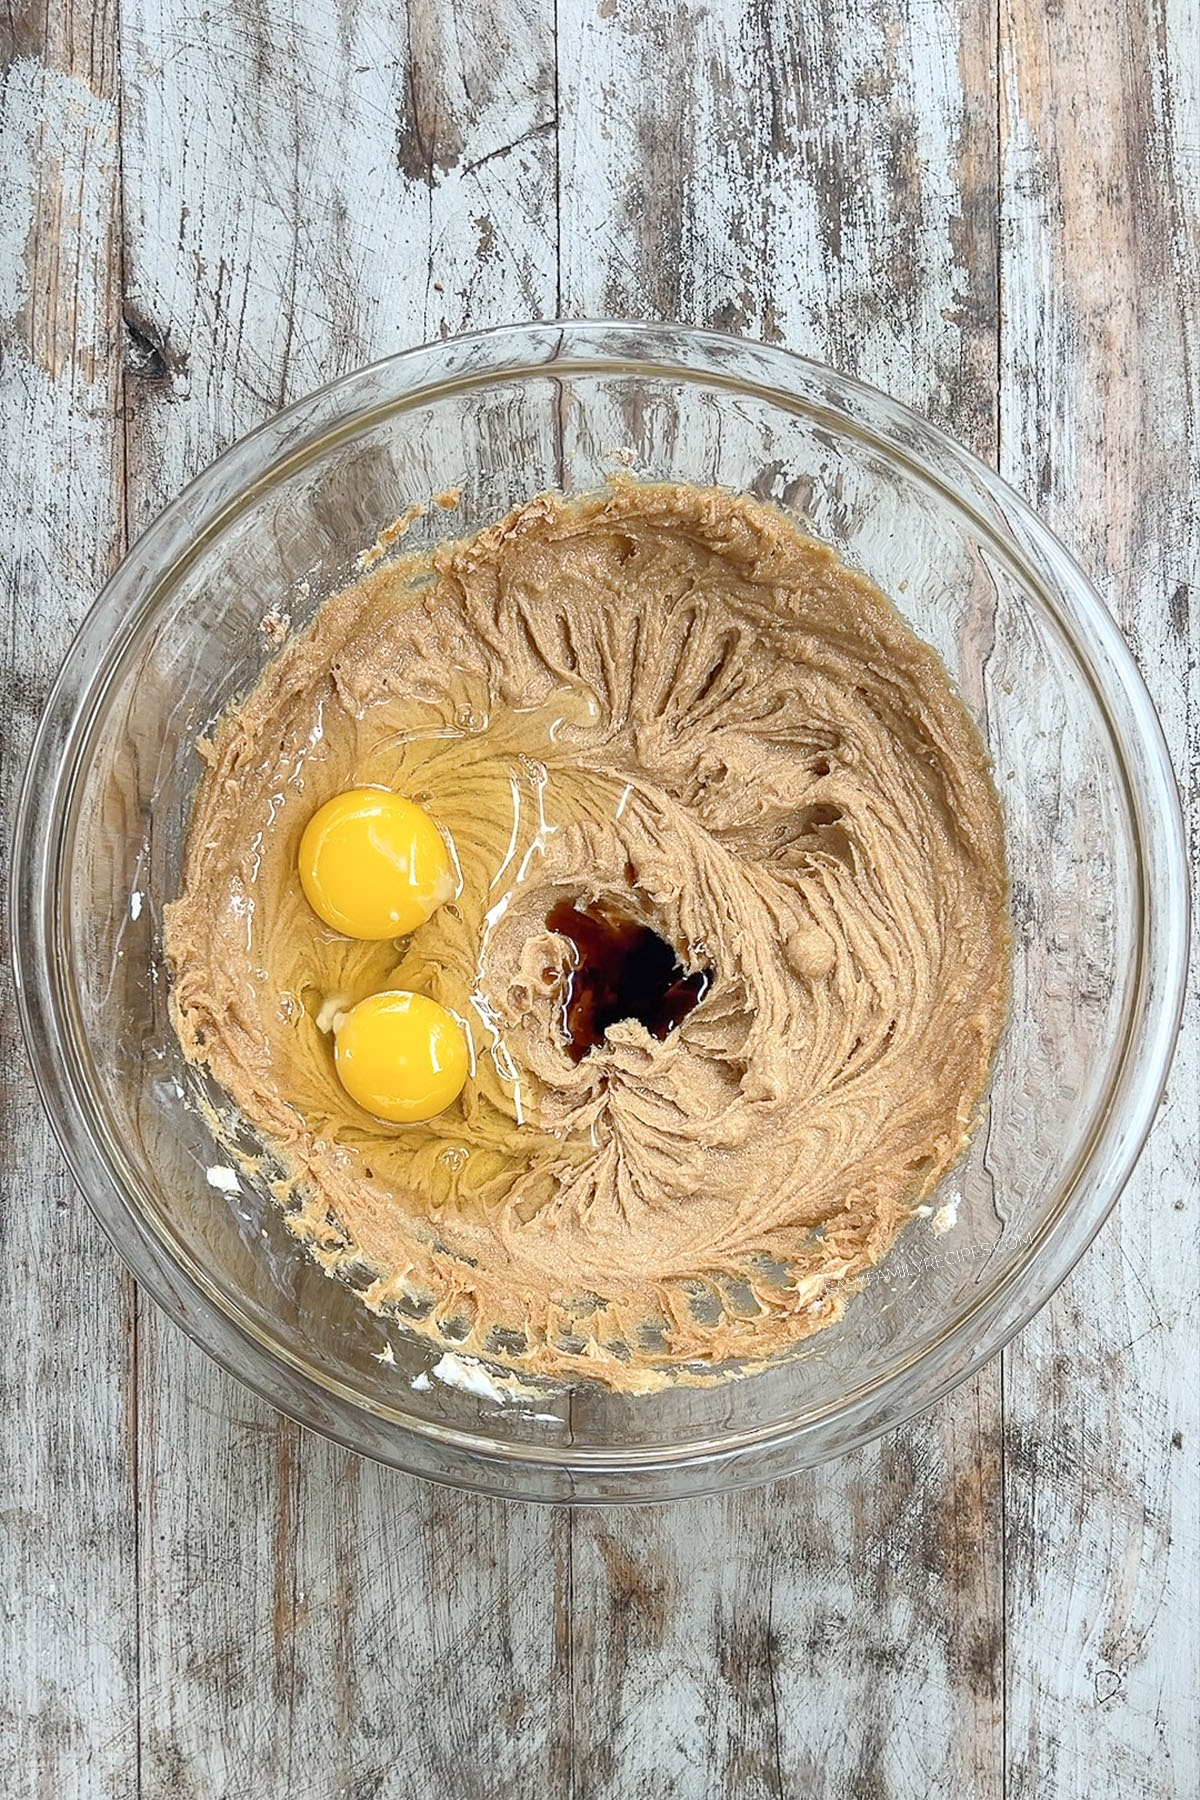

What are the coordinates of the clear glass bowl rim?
(11, 319, 1190, 1502)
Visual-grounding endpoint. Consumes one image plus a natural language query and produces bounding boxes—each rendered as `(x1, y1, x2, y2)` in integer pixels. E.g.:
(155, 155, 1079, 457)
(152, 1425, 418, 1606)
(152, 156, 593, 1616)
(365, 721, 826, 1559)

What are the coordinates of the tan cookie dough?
(166, 481, 1010, 1387)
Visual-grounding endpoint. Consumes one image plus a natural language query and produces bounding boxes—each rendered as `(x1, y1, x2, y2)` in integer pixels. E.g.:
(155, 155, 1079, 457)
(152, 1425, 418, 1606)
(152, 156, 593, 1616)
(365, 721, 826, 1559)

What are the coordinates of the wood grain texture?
(999, 0, 1200, 1789)
(0, 7, 139, 1799)
(2, 0, 1197, 1796)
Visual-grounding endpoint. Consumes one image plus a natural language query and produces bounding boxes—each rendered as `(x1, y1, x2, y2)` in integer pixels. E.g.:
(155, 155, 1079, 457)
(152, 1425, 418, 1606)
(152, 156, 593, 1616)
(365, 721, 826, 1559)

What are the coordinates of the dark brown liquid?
(546, 898, 713, 1063)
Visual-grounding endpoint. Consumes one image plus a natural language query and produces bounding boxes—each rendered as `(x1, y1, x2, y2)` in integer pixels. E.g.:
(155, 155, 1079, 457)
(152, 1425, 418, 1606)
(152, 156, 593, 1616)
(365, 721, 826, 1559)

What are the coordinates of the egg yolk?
(298, 788, 455, 939)
(334, 991, 469, 1124)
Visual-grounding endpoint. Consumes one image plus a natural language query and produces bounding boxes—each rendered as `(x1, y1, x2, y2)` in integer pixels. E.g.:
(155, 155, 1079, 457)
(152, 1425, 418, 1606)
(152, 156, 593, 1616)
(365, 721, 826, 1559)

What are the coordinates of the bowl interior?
(49, 344, 1142, 1476)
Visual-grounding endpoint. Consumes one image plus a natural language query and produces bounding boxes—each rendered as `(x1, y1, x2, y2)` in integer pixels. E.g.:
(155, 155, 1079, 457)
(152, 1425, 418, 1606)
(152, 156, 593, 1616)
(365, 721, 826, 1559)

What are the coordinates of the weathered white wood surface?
(1, 0, 1196, 1795)
(998, 2, 1200, 1789)
(1, 10, 138, 1799)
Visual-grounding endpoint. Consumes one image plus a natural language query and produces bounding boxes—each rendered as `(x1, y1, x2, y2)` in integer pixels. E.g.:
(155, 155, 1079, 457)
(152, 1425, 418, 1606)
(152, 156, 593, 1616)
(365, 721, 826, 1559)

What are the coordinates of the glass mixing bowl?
(12, 322, 1188, 1502)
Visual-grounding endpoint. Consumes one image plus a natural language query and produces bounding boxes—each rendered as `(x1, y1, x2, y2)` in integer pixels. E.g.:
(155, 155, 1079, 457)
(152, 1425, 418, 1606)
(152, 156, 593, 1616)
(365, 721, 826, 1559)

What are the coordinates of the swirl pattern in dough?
(166, 482, 1010, 1386)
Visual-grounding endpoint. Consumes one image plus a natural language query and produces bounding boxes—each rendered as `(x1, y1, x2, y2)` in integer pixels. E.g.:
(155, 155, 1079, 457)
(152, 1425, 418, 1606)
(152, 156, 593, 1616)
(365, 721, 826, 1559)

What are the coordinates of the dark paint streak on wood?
(548, 1505, 575, 1796)
(765, 1588, 785, 1800)
(1167, 583, 1189, 638)
(552, 0, 562, 318)
(594, 1524, 671, 1645)
(123, 304, 188, 388)
(272, 1422, 300, 1690)
(330, 1455, 359, 1749)
(717, 1598, 789, 1797)
(627, 92, 689, 318)
(396, 56, 458, 186)
(849, 1716, 889, 1800)
(461, 116, 556, 177)
(951, 10, 1002, 454)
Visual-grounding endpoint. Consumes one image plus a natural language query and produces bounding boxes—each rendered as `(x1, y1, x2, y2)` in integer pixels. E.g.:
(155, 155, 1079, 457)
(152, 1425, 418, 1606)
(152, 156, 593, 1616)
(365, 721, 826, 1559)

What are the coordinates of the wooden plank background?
(2, 0, 1196, 1794)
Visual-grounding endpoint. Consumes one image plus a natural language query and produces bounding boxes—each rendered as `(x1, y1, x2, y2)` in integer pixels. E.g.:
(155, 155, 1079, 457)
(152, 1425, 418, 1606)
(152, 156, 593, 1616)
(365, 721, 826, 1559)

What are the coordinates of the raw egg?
(298, 787, 455, 939)
(334, 990, 469, 1124)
